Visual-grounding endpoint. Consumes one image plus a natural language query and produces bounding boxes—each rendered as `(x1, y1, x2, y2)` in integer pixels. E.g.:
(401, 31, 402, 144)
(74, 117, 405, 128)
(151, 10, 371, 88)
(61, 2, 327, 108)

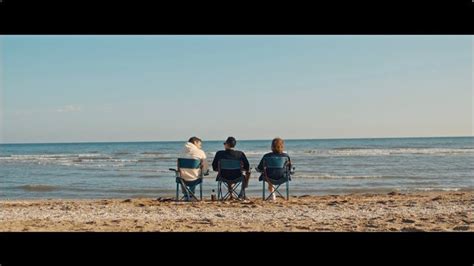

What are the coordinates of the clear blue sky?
(0, 35, 472, 143)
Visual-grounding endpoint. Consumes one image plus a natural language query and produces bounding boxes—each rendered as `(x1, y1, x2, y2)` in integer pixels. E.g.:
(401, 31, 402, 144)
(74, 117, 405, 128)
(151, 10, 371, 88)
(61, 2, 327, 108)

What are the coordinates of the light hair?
(271, 138, 284, 153)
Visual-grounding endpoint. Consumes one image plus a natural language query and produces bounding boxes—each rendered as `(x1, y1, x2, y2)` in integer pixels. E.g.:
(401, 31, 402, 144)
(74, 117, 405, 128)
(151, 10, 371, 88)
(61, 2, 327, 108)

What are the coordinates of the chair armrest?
(169, 168, 180, 177)
(290, 167, 295, 175)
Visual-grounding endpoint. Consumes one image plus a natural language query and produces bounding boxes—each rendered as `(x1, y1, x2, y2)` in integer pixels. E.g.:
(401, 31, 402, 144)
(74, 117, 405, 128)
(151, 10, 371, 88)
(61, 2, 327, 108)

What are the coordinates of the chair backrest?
(263, 156, 289, 180)
(218, 159, 243, 180)
(219, 159, 242, 170)
(177, 158, 201, 169)
(177, 158, 202, 179)
(264, 156, 288, 168)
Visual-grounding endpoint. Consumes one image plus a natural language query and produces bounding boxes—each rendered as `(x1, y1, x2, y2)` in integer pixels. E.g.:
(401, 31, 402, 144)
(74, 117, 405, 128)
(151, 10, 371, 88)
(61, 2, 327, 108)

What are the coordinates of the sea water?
(0, 137, 473, 199)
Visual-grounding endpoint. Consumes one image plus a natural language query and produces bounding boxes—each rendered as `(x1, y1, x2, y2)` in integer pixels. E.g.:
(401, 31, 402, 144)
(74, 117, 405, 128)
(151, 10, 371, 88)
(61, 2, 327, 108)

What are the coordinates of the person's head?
(223, 136, 236, 150)
(271, 137, 285, 154)
(188, 136, 202, 149)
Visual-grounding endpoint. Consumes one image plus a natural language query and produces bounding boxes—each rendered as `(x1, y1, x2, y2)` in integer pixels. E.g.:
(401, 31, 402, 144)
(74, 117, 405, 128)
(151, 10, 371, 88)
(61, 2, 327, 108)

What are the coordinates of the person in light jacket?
(179, 136, 209, 196)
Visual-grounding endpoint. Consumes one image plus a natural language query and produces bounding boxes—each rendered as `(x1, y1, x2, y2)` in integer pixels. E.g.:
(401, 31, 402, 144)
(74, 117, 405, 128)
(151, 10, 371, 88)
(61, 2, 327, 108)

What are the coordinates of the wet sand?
(0, 191, 472, 232)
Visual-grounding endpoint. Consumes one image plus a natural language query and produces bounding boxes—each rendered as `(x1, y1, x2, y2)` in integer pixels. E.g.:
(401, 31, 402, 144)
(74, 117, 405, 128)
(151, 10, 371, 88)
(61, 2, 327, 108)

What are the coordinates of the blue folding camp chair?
(257, 156, 295, 200)
(216, 159, 246, 201)
(169, 158, 203, 201)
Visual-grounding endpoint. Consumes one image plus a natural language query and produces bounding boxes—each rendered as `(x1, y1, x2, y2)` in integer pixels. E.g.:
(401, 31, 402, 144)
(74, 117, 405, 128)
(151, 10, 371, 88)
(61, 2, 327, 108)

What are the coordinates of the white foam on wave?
(206, 151, 268, 156)
(0, 153, 137, 169)
(0, 153, 103, 160)
(294, 148, 474, 156)
(411, 187, 462, 192)
(294, 173, 386, 179)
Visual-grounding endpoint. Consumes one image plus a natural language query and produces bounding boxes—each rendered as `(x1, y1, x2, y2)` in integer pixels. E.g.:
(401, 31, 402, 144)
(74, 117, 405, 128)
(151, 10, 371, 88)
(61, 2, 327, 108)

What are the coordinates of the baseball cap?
(223, 136, 236, 147)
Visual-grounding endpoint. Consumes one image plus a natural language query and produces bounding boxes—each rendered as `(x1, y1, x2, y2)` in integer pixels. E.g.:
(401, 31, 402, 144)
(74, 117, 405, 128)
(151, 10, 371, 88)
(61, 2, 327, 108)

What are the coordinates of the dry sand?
(0, 191, 472, 232)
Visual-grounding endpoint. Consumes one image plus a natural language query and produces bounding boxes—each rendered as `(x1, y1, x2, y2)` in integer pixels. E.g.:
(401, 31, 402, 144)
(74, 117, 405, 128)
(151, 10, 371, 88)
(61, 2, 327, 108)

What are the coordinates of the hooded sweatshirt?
(179, 142, 209, 181)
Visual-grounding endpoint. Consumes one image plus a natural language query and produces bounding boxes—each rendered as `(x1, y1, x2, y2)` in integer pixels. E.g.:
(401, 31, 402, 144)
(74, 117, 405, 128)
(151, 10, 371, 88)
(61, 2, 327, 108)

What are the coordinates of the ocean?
(0, 137, 473, 199)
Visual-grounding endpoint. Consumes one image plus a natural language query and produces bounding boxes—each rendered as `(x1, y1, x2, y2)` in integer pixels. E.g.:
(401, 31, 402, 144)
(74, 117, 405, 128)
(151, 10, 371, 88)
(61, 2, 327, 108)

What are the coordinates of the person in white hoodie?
(179, 137, 209, 198)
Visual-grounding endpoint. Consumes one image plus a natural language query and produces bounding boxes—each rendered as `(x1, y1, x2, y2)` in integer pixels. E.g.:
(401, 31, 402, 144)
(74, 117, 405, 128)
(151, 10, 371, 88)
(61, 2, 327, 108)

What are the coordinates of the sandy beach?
(0, 191, 472, 232)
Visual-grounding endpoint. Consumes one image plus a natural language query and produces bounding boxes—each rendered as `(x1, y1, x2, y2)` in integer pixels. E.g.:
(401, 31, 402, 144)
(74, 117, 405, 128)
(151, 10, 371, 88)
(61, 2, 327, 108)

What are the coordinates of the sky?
(0, 35, 472, 143)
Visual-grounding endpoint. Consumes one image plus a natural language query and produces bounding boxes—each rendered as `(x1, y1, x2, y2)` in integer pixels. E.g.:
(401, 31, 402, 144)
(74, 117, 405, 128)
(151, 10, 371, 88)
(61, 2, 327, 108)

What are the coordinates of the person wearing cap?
(179, 136, 209, 199)
(212, 136, 251, 199)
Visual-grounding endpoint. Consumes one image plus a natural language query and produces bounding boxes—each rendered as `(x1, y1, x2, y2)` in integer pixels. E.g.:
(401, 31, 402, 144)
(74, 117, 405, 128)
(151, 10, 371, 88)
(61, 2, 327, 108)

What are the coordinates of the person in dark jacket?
(212, 136, 250, 199)
(257, 138, 292, 201)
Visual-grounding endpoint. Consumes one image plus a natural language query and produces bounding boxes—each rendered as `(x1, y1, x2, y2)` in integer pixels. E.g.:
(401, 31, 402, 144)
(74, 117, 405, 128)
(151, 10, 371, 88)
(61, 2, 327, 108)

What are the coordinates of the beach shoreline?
(1, 191, 472, 232)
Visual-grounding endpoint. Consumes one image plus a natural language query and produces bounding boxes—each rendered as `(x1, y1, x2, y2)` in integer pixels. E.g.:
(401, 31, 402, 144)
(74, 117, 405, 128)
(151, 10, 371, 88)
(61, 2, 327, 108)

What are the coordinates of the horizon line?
(0, 135, 472, 145)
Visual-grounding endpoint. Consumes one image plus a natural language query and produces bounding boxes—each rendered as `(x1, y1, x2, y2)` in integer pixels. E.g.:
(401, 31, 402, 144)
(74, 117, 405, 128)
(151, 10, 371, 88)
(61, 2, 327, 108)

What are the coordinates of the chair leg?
(286, 180, 289, 200)
(262, 180, 265, 200)
(200, 182, 203, 201)
(188, 189, 198, 201)
(221, 182, 235, 201)
(222, 183, 230, 201)
(184, 186, 189, 201)
(181, 182, 198, 202)
(220, 184, 226, 201)
(232, 183, 241, 199)
(176, 183, 179, 201)
(274, 185, 284, 199)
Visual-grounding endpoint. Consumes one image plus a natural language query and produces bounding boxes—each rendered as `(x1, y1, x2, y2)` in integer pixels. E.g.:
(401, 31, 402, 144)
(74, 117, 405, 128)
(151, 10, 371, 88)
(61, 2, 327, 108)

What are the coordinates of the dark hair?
(271, 138, 284, 153)
(188, 136, 202, 144)
(224, 136, 236, 148)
